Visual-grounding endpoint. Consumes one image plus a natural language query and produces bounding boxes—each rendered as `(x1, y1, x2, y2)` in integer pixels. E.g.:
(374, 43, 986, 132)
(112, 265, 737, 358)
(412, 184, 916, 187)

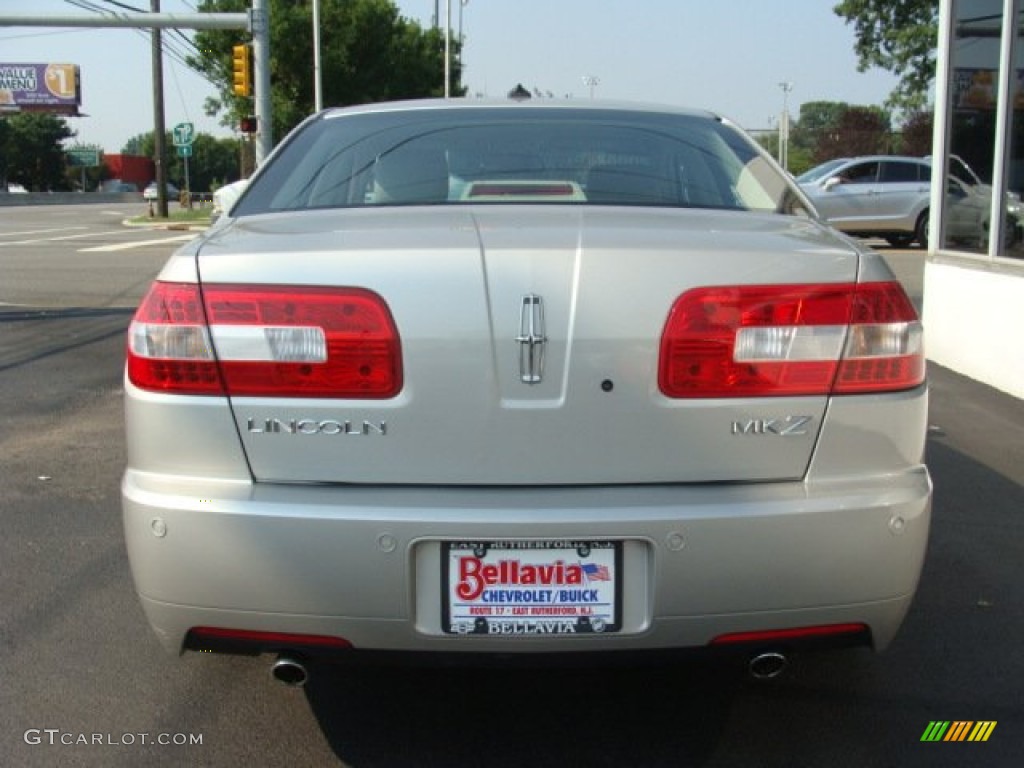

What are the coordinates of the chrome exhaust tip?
(748, 651, 788, 680)
(271, 655, 309, 687)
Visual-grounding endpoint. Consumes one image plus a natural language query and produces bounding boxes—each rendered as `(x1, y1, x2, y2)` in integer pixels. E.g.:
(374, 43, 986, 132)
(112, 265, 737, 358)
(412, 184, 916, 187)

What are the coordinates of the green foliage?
(816, 106, 893, 158)
(120, 130, 242, 192)
(0, 113, 76, 191)
(791, 101, 850, 150)
(898, 110, 934, 156)
(791, 101, 892, 162)
(833, 0, 939, 111)
(755, 129, 828, 177)
(786, 145, 816, 177)
(184, 134, 242, 192)
(191, 0, 458, 144)
(121, 134, 146, 156)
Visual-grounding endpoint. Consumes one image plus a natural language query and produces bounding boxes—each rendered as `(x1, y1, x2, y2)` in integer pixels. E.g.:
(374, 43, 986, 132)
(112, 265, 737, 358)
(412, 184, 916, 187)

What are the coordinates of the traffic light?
(231, 43, 251, 98)
(240, 116, 258, 134)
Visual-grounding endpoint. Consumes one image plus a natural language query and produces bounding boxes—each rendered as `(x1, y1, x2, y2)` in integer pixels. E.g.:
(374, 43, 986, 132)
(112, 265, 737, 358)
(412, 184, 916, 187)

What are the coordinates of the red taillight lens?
(658, 281, 923, 398)
(188, 626, 352, 650)
(128, 282, 402, 398)
(833, 281, 925, 393)
(710, 623, 869, 645)
(127, 282, 223, 394)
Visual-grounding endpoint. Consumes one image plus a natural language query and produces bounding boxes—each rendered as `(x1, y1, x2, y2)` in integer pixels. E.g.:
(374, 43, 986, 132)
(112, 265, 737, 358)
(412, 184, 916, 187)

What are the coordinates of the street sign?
(66, 148, 100, 167)
(176, 145, 193, 158)
(172, 122, 195, 146)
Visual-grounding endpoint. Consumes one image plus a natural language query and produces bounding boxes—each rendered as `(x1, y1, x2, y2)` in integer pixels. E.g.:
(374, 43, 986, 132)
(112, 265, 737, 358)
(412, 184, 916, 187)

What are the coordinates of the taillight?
(127, 282, 222, 394)
(128, 282, 402, 397)
(710, 623, 869, 645)
(658, 281, 923, 398)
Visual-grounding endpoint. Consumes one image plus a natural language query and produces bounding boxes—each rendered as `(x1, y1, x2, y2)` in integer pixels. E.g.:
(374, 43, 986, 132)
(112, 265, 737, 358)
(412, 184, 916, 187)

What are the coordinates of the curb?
(121, 218, 210, 232)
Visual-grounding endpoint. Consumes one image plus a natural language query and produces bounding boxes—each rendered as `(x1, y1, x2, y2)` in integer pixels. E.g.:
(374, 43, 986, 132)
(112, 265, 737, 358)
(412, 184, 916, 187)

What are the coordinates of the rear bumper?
(123, 467, 931, 656)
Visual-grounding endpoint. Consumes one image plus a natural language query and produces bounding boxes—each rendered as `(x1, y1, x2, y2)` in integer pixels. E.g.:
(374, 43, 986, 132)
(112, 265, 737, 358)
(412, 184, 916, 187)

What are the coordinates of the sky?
(0, 0, 901, 153)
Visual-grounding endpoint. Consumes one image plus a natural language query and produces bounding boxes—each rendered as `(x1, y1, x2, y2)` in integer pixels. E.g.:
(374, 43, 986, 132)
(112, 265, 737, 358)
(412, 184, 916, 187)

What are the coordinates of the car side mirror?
(823, 176, 842, 191)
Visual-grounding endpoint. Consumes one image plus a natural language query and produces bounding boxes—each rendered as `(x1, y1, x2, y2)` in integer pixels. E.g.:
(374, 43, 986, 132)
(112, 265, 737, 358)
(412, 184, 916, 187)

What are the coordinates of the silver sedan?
(123, 100, 931, 685)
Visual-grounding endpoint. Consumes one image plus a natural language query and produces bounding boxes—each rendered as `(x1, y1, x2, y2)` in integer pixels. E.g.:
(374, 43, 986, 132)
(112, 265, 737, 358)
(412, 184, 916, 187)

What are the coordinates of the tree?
(833, 0, 939, 111)
(121, 130, 241, 192)
(815, 106, 892, 159)
(190, 0, 458, 145)
(790, 101, 892, 162)
(0, 113, 75, 191)
(899, 110, 934, 156)
(791, 101, 850, 156)
(174, 133, 241, 192)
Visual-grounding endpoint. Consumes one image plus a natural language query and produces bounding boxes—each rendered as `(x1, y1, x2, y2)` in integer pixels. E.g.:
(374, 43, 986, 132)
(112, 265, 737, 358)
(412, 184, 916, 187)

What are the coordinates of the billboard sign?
(67, 148, 101, 168)
(0, 63, 81, 114)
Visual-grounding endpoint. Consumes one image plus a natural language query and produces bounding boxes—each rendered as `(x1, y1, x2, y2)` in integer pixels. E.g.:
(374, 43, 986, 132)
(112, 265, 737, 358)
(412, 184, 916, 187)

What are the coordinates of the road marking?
(0, 226, 87, 239)
(2, 232, 133, 246)
(77, 233, 196, 252)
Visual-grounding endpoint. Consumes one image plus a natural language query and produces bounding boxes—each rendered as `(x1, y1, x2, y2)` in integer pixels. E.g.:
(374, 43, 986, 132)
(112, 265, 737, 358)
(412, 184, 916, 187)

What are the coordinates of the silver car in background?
(123, 100, 931, 684)
(799, 153, 1023, 249)
(797, 155, 932, 248)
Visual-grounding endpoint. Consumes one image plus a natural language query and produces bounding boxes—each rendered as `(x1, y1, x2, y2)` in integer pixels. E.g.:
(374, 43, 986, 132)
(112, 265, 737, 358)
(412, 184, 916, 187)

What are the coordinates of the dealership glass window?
(943, 0, 1024, 259)
(1008, 0, 1024, 259)
(946, 0, 1000, 254)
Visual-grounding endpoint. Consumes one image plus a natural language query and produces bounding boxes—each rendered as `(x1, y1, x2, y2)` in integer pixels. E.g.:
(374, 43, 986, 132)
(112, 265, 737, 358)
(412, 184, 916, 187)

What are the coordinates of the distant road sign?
(172, 122, 194, 146)
(176, 145, 193, 158)
(66, 148, 100, 167)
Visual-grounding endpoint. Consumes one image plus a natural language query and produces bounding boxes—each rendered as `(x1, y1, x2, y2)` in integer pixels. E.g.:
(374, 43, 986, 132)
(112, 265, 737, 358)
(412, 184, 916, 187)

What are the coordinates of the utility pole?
(312, 0, 322, 112)
(151, 0, 168, 217)
(252, 0, 272, 162)
(444, 0, 450, 98)
(778, 81, 794, 173)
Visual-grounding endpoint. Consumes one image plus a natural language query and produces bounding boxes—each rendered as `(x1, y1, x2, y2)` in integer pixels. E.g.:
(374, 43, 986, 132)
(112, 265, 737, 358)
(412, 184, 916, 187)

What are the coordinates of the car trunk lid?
(195, 206, 860, 485)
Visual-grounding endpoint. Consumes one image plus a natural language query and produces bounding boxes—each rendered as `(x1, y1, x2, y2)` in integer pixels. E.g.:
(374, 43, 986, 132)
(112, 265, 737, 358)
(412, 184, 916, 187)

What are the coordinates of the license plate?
(442, 540, 621, 636)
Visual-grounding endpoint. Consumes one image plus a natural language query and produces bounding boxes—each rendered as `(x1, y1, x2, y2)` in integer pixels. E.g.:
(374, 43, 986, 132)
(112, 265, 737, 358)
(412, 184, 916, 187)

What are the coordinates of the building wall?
(104, 154, 154, 188)
(926, 0, 1024, 398)
(923, 259, 1024, 398)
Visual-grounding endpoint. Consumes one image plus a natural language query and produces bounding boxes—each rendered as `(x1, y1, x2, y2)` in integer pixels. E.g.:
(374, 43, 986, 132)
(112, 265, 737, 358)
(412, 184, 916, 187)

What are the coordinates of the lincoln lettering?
(246, 418, 386, 436)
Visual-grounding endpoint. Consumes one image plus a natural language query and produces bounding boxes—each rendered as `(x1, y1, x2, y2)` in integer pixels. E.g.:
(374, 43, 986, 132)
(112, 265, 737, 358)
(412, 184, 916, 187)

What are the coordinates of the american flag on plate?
(582, 562, 611, 582)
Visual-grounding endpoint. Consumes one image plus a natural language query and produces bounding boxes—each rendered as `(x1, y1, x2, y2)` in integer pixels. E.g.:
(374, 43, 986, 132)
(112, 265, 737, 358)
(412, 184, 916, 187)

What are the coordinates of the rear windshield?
(234, 106, 804, 216)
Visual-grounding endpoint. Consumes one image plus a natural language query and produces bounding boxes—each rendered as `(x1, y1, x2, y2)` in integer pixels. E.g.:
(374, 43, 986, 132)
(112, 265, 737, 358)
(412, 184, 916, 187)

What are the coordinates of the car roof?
(319, 98, 720, 122)
(832, 155, 930, 164)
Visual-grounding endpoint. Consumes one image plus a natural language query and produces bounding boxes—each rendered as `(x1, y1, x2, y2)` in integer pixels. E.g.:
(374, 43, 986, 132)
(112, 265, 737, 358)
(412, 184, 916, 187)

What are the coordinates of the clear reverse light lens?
(734, 325, 847, 362)
(129, 323, 214, 360)
(209, 325, 327, 362)
(843, 322, 923, 359)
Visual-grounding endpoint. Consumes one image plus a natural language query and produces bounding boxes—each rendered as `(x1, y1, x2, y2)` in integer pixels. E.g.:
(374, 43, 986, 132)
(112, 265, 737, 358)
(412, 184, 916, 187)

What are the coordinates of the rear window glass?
(234, 107, 804, 216)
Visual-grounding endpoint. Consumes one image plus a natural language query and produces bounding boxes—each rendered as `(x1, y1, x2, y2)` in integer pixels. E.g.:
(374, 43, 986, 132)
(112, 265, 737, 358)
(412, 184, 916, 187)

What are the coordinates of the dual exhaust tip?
(271, 655, 309, 687)
(268, 651, 787, 686)
(748, 651, 788, 680)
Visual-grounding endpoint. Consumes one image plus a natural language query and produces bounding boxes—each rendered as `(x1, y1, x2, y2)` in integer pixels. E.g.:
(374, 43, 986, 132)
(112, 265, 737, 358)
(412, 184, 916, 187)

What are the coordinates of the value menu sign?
(0, 63, 81, 115)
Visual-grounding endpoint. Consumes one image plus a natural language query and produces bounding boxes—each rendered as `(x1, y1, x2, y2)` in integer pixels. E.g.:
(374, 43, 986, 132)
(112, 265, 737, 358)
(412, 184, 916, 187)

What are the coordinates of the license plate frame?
(442, 540, 622, 636)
